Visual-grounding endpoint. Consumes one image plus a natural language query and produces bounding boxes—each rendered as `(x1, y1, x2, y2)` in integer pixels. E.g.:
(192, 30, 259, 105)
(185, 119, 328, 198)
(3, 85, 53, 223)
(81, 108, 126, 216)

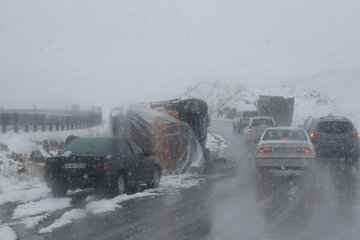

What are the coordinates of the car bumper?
(45, 170, 108, 189)
(246, 136, 260, 144)
(314, 143, 360, 158)
(67, 173, 107, 189)
(256, 158, 314, 168)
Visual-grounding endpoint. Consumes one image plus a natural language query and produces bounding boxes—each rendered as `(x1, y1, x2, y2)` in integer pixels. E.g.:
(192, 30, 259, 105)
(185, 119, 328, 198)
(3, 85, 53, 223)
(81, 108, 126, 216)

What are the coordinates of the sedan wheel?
(117, 175, 126, 195)
(105, 174, 126, 198)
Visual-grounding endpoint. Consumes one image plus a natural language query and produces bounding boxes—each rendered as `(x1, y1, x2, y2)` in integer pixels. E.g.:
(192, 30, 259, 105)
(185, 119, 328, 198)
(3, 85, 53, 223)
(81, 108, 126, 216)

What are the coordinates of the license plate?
(63, 163, 86, 169)
(276, 148, 293, 153)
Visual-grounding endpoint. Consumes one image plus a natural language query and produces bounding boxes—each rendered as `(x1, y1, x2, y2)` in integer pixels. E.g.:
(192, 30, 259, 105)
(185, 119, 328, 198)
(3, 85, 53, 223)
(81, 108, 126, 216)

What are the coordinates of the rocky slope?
(181, 67, 360, 126)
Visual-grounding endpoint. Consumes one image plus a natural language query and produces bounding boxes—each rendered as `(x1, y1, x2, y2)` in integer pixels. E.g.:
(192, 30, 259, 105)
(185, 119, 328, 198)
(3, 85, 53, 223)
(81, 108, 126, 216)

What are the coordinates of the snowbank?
(0, 121, 109, 212)
(38, 209, 86, 234)
(0, 226, 17, 240)
(13, 198, 72, 220)
(81, 175, 202, 215)
(206, 131, 227, 158)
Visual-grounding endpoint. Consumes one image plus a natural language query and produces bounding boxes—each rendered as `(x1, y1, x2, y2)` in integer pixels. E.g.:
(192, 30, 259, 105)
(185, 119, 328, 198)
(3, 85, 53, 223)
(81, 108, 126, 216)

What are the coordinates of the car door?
(126, 139, 150, 184)
(114, 138, 137, 185)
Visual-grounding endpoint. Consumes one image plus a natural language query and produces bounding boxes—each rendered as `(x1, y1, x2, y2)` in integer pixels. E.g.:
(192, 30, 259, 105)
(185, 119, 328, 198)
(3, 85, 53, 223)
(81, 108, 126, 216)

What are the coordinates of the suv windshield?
(252, 118, 274, 126)
(263, 129, 307, 141)
(243, 111, 258, 118)
(60, 138, 113, 156)
(318, 121, 354, 134)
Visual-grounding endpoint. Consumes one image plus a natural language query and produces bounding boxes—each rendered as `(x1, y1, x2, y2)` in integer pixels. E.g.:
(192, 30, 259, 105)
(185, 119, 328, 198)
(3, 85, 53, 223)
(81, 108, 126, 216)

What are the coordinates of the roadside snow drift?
(0, 226, 17, 240)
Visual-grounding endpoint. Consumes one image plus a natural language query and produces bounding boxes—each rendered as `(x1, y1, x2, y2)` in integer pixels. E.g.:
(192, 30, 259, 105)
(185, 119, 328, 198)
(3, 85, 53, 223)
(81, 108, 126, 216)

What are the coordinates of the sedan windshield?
(263, 129, 307, 141)
(60, 138, 113, 156)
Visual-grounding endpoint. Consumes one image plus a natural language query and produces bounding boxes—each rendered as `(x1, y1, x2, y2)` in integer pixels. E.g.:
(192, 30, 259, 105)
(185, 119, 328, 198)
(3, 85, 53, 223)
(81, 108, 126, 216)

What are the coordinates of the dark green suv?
(44, 137, 162, 197)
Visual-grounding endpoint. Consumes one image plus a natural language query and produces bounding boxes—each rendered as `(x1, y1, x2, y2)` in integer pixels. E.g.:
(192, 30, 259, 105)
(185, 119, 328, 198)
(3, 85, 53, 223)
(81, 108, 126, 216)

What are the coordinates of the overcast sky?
(0, 0, 359, 111)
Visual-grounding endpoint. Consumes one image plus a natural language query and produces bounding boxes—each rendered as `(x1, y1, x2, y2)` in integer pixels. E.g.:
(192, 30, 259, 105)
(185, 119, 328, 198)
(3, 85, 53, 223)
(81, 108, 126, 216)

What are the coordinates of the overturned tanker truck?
(109, 99, 209, 173)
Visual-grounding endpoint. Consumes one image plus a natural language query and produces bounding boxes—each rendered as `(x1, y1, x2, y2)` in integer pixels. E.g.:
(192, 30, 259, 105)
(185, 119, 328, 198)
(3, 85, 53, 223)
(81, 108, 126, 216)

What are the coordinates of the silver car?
(255, 127, 315, 171)
(244, 117, 276, 144)
(233, 111, 259, 133)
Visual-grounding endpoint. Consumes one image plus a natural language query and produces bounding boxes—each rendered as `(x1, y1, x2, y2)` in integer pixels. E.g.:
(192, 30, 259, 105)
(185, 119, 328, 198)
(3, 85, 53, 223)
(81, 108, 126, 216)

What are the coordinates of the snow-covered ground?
(6, 175, 203, 235)
(181, 67, 360, 127)
(0, 166, 206, 237)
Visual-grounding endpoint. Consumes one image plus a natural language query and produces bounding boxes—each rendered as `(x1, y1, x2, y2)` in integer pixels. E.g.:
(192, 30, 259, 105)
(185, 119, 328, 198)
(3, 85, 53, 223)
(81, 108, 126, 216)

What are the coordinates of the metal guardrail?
(0, 108, 102, 133)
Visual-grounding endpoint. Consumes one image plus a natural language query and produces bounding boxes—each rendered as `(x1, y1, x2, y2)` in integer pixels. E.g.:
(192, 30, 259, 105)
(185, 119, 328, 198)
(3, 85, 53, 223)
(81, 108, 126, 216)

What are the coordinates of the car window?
(263, 129, 307, 141)
(116, 139, 132, 157)
(60, 138, 112, 156)
(252, 118, 274, 126)
(127, 139, 144, 154)
(318, 121, 354, 134)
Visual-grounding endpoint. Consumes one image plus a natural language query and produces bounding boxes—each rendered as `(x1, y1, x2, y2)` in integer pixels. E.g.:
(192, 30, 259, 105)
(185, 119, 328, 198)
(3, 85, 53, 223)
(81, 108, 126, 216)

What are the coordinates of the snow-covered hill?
(181, 68, 360, 127)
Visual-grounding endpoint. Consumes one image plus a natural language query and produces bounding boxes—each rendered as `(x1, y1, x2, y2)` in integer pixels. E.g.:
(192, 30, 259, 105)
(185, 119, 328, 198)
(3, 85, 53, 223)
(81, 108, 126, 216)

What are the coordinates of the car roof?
(72, 137, 128, 141)
(306, 117, 319, 121)
(319, 116, 350, 122)
(264, 127, 305, 131)
(251, 116, 274, 120)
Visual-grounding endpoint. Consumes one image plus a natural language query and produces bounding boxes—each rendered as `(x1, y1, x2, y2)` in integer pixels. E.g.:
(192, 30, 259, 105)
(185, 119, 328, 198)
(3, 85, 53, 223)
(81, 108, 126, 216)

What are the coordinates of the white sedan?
(255, 127, 315, 171)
